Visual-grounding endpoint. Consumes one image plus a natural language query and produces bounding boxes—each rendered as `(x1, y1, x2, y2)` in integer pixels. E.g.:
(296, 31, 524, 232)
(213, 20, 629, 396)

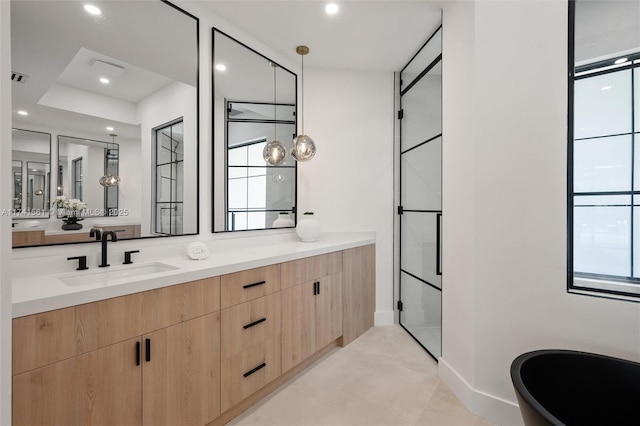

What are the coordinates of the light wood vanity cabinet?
(12, 244, 375, 426)
(281, 253, 344, 373)
(12, 277, 221, 426)
(12, 230, 44, 247)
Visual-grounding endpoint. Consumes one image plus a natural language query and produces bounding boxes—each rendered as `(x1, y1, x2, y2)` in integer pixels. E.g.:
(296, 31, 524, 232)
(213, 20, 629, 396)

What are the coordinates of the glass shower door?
(398, 26, 442, 359)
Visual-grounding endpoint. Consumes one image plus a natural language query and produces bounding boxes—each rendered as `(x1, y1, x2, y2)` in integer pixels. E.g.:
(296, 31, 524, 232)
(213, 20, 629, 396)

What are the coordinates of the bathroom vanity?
(11, 235, 375, 426)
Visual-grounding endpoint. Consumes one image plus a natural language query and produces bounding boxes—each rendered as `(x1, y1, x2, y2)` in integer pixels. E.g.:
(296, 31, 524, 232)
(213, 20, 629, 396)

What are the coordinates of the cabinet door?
(342, 245, 376, 345)
(13, 338, 142, 426)
(315, 272, 343, 349)
(281, 282, 316, 373)
(142, 312, 221, 426)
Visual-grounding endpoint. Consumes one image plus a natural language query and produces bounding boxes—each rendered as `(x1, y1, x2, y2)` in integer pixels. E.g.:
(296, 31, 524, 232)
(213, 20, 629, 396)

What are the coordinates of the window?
(569, 0, 640, 299)
(154, 119, 184, 235)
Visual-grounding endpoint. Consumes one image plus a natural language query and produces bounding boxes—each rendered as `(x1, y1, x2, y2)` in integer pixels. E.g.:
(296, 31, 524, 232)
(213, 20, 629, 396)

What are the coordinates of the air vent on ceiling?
(11, 72, 28, 83)
(89, 59, 125, 77)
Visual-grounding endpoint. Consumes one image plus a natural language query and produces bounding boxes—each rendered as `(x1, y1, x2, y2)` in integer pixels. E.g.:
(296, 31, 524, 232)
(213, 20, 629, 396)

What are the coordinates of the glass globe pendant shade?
(99, 174, 121, 187)
(291, 134, 316, 162)
(263, 139, 287, 165)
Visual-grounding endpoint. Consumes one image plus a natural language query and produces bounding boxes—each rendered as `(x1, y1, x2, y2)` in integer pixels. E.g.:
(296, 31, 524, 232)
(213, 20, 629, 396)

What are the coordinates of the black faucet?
(96, 230, 117, 268)
(90, 228, 102, 240)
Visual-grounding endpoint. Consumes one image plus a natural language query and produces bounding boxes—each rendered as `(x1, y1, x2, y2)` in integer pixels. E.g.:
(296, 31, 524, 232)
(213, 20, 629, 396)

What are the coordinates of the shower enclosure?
(397, 25, 443, 359)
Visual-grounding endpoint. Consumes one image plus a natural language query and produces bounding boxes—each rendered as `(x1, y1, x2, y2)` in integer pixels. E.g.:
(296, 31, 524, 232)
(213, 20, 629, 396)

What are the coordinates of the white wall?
(300, 68, 395, 325)
(441, 1, 640, 424)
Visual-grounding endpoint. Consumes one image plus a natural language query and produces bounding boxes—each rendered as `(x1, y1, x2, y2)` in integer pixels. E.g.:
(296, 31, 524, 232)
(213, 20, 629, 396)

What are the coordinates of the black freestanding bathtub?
(510, 349, 640, 425)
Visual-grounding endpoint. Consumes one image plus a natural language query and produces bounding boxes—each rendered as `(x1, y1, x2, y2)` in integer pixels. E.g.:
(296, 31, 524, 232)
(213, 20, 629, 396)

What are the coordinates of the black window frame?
(568, 0, 640, 301)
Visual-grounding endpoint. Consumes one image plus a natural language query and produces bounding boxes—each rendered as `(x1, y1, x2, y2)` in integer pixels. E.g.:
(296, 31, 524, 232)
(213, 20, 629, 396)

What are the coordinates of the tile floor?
(228, 325, 493, 426)
(403, 325, 442, 358)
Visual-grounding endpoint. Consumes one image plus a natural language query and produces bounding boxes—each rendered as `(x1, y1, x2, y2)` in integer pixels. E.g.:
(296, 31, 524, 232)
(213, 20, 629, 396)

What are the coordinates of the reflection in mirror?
(58, 135, 118, 217)
(26, 162, 50, 211)
(10, 0, 198, 248)
(213, 29, 297, 232)
(12, 161, 22, 211)
(11, 129, 51, 219)
(154, 119, 185, 235)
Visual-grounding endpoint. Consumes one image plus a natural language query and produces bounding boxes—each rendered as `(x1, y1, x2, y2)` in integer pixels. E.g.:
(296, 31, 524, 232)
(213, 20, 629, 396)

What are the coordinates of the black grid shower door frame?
(397, 24, 443, 361)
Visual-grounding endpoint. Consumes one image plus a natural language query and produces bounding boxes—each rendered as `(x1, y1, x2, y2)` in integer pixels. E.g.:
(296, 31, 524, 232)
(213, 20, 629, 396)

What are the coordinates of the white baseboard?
(438, 358, 523, 426)
(374, 310, 394, 326)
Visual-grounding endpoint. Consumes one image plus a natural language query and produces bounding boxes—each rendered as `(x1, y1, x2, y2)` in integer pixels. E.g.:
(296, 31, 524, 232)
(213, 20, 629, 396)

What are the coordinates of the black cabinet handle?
(243, 317, 267, 329)
(136, 341, 141, 366)
(313, 281, 320, 295)
(436, 213, 442, 276)
(317, 281, 320, 295)
(243, 280, 266, 289)
(243, 362, 266, 378)
(145, 338, 151, 362)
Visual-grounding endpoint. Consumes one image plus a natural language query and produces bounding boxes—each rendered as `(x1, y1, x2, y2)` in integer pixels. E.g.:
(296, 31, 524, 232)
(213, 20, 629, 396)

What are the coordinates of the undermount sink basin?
(59, 262, 178, 287)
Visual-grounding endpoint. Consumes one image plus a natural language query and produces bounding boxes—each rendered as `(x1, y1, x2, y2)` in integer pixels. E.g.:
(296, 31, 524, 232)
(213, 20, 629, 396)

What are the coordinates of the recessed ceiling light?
(325, 3, 339, 14)
(84, 4, 101, 16)
(614, 57, 628, 65)
(17, 110, 28, 116)
(99, 77, 110, 84)
(215, 64, 227, 72)
(106, 126, 114, 131)
(601, 85, 612, 91)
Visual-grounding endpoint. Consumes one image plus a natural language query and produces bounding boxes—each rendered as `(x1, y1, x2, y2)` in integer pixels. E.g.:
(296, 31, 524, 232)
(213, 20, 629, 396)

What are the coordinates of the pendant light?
(291, 45, 316, 162)
(99, 133, 121, 187)
(263, 62, 287, 165)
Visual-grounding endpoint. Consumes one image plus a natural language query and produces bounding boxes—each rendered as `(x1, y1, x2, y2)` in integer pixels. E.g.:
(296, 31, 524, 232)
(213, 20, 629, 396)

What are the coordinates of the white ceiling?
(200, 1, 444, 72)
(10, 0, 442, 144)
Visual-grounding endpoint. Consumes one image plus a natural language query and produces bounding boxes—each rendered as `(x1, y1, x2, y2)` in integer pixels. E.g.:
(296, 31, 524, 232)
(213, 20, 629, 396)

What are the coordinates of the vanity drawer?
(12, 307, 76, 375)
(142, 276, 221, 333)
(221, 293, 281, 359)
(280, 251, 343, 289)
(221, 335, 281, 412)
(221, 264, 280, 308)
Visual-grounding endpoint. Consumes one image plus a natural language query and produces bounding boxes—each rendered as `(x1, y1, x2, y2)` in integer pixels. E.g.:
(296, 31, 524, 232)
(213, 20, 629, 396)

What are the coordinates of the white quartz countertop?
(13, 232, 375, 318)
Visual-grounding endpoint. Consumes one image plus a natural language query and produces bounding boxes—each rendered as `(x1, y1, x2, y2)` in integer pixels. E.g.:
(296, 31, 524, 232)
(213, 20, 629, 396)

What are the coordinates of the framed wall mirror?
(212, 28, 298, 232)
(11, 129, 51, 219)
(10, 0, 199, 247)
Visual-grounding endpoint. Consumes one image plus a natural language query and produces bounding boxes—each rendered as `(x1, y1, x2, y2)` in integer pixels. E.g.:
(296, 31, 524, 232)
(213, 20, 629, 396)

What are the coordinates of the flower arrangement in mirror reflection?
(51, 195, 88, 225)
